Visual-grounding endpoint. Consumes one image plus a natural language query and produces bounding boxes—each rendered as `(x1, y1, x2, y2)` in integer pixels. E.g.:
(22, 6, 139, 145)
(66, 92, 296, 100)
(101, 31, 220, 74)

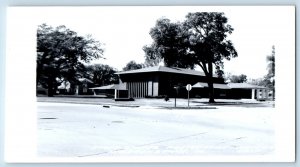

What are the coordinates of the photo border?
(0, 0, 298, 167)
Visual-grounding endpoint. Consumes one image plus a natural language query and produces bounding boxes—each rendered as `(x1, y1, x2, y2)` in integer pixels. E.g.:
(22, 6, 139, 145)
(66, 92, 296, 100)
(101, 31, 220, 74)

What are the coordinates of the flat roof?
(116, 66, 213, 77)
(192, 82, 266, 89)
(89, 83, 127, 90)
(227, 83, 266, 89)
(193, 82, 231, 89)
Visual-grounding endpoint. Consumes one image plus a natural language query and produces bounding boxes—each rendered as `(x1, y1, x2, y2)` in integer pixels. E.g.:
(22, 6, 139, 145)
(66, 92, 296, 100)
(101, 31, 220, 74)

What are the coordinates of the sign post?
(174, 86, 179, 108)
(186, 84, 192, 108)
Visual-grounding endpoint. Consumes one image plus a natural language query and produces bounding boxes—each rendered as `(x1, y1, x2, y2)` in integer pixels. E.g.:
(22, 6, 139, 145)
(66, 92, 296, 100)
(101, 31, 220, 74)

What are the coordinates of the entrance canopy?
(193, 82, 231, 89)
(89, 83, 127, 90)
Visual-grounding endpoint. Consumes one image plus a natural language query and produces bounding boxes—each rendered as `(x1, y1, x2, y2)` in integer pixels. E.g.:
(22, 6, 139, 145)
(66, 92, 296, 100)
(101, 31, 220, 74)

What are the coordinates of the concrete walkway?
(37, 96, 274, 108)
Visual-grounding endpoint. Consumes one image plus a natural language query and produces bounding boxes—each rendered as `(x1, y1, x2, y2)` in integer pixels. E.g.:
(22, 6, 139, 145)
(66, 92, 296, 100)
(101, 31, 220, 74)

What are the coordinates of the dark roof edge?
(116, 66, 207, 77)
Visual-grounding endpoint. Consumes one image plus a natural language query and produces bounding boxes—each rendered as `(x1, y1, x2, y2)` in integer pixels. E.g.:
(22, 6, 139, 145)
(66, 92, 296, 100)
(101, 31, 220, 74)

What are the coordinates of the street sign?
(186, 84, 192, 91)
(186, 84, 192, 108)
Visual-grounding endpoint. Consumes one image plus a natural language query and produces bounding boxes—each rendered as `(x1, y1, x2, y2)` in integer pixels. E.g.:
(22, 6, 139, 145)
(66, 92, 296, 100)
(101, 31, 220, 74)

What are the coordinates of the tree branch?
(198, 62, 209, 76)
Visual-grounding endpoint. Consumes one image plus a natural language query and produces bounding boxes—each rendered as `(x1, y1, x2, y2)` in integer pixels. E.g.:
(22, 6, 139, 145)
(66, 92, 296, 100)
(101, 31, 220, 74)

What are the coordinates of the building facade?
(116, 66, 227, 98)
(116, 66, 272, 100)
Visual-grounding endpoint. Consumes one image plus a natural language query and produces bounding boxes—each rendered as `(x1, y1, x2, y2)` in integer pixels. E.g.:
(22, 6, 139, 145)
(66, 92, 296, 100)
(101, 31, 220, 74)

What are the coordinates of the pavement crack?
(135, 132, 208, 147)
(216, 136, 246, 145)
(77, 151, 109, 157)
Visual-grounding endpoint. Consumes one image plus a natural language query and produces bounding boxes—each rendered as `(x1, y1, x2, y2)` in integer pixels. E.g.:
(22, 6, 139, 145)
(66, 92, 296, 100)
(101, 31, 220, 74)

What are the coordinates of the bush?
(164, 95, 169, 102)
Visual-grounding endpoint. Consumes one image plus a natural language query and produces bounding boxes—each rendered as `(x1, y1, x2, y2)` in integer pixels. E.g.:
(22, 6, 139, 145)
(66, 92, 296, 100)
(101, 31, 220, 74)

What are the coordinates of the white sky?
(7, 6, 294, 79)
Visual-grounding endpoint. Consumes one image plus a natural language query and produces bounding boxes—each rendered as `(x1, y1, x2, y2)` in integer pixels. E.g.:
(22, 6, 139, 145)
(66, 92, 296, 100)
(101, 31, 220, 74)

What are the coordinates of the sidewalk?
(37, 96, 274, 108)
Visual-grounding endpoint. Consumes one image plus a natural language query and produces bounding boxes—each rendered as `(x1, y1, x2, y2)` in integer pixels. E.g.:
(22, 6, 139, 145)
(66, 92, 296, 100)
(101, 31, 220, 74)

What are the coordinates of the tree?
(123, 60, 144, 71)
(143, 45, 162, 67)
(248, 78, 265, 86)
(37, 24, 104, 96)
(143, 18, 194, 69)
(144, 13, 238, 102)
(84, 64, 119, 86)
(264, 45, 275, 100)
(247, 46, 275, 100)
(228, 74, 247, 83)
(266, 46, 275, 86)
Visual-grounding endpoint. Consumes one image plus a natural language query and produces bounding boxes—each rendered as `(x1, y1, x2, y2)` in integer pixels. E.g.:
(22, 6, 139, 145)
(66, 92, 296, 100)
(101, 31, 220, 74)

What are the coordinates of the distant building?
(57, 78, 94, 95)
(226, 83, 268, 100)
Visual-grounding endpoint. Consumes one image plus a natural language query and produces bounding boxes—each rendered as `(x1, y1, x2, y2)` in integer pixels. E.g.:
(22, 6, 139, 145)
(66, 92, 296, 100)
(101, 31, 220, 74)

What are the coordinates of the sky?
(7, 6, 295, 79)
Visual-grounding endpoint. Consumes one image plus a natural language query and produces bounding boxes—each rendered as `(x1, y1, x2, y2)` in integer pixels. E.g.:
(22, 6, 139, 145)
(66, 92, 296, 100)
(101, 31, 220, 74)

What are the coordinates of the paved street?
(37, 99, 275, 158)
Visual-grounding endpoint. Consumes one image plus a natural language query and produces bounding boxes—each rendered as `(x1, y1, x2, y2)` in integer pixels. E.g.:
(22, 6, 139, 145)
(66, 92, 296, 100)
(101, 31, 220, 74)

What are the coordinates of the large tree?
(37, 24, 104, 96)
(143, 18, 194, 69)
(84, 64, 119, 86)
(144, 12, 238, 102)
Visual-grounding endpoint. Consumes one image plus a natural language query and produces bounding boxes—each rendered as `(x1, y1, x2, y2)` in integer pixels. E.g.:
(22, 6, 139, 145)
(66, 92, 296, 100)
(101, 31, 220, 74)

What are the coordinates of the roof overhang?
(192, 82, 231, 89)
(89, 84, 127, 90)
(227, 83, 266, 89)
(116, 66, 211, 77)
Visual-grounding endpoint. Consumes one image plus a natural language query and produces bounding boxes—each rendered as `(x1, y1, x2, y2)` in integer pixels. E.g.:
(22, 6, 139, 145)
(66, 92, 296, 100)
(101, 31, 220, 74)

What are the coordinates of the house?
(57, 78, 94, 95)
(116, 66, 227, 98)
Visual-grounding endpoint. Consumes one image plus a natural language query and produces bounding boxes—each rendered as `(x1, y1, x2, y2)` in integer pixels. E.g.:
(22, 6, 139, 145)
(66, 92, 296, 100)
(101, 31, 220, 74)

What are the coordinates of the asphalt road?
(37, 102, 275, 159)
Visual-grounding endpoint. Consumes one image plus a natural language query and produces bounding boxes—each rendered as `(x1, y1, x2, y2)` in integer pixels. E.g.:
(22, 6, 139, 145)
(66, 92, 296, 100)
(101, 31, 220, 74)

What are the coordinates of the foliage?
(247, 46, 275, 100)
(248, 77, 272, 89)
(227, 74, 247, 83)
(247, 78, 265, 86)
(123, 60, 144, 71)
(263, 45, 275, 100)
(84, 64, 119, 86)
(37, 24, 104, 96)
(143, 18, 194, 69)
(251, 46, 275, 90)
(184, 12, 238, 77)
(265, 45, 275, 89)
(143, 44, 162, 67)
(144, 12, 238, 102)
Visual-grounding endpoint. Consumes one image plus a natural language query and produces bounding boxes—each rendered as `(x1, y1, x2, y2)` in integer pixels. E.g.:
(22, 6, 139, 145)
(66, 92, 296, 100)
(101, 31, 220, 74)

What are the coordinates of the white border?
(4, 6, 295, 163)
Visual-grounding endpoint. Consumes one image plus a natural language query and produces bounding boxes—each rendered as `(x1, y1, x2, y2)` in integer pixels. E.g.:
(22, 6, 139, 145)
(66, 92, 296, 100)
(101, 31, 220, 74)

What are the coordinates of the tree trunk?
(47, 79, 54, 97)
(47, 87, 54, 97)
(272, 81, 275, 101)
(208, 62, 215, 103)
(208, 79, 215, 103)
